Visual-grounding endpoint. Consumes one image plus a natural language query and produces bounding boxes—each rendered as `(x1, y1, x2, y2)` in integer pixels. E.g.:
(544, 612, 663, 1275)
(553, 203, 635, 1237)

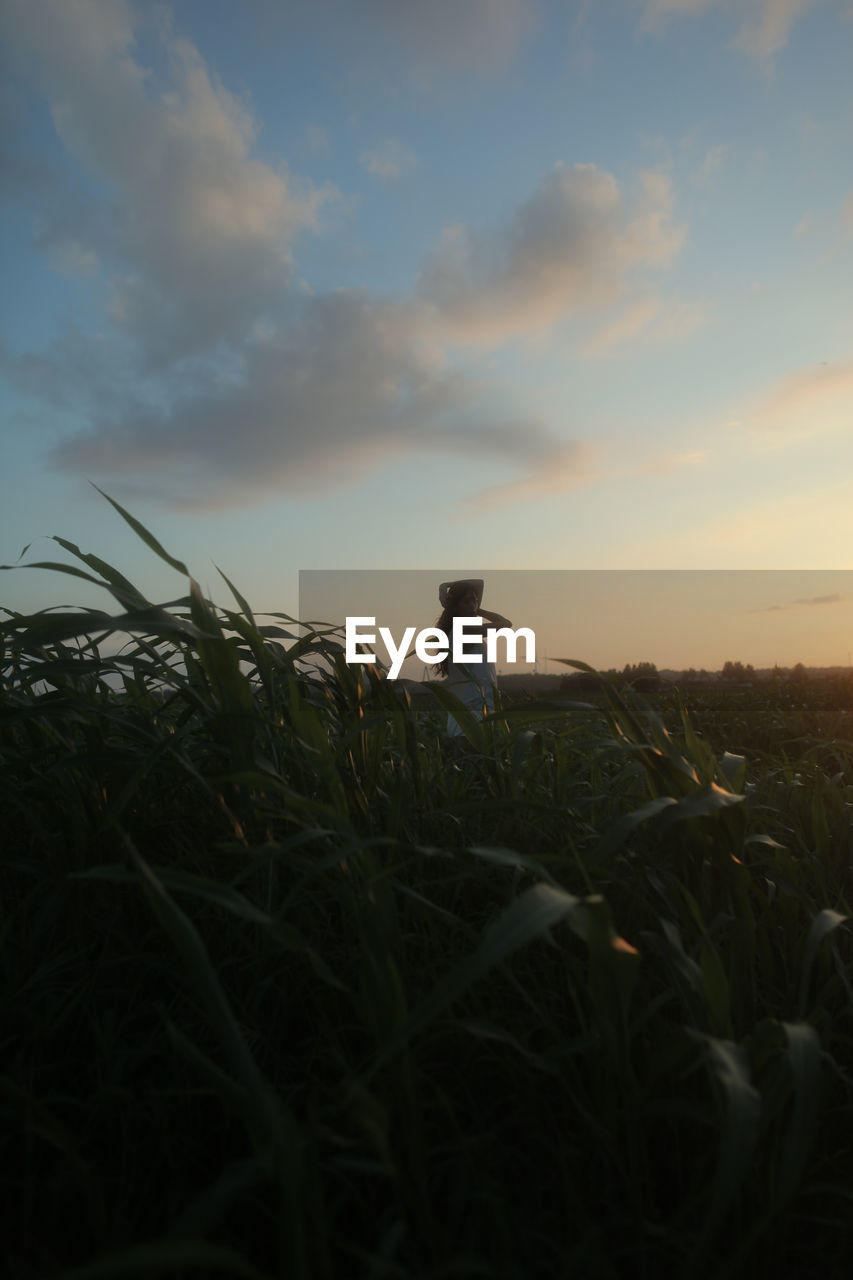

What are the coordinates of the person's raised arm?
(479, 607, 512, 629)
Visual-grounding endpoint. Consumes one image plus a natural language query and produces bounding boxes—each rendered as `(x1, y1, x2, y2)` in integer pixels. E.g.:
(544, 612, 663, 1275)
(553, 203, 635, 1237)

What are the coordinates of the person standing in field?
(435, 578, 512, 738)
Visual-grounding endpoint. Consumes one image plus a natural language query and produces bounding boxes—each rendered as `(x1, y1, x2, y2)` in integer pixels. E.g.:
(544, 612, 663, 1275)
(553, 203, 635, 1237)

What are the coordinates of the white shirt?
(444, 640, 496, 737)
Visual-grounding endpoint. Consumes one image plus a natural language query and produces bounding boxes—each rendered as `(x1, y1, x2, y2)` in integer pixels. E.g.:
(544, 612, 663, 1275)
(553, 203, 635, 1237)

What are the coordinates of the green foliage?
(2, 505, 852, 1279)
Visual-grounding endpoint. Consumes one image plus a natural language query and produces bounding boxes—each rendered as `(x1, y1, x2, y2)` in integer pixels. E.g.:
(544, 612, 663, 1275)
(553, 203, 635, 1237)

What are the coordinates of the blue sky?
(2, 0, 852, 665)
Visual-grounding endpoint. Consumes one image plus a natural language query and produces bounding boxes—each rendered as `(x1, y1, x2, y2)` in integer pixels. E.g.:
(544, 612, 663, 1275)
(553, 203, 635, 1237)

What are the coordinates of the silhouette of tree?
(623, 661, 658, 678)
(721, 660, 755, 681)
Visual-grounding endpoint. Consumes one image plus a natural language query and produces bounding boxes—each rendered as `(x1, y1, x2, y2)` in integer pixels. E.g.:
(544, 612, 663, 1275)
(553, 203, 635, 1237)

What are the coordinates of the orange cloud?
(742, 362, 853, 444)
(583, 296, 708, 355)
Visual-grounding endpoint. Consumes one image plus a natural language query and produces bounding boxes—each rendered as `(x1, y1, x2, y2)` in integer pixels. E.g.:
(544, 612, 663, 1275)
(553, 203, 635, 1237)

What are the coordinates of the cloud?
(5, 2, 590, 514)
(4, 1, 597, 513)
(645, 0, 720, 11)
(636, 448, 711, 476)
(46, 292, 587, 510)
(356, 0, 539, 78)
(583, 296, 708, 354)
(418, 165, 685, 345)
(750, 593, 843, 612)
(251, 0, 540, 85)
(693, 143, 729, 188)
(585, 299, 665, 353)
(644, 0, 818, 60)
(733, 0, 817, 60)
(359, 138, 419, 183)
(739, 361, 853, 445)
(458, 439, 596, 510)
(0, 127, 113, 272)
(51, 240, 99, 276)
(1, 325, 138, 419)
(609, 480, 853, 569)
(5, 0, 333, 368)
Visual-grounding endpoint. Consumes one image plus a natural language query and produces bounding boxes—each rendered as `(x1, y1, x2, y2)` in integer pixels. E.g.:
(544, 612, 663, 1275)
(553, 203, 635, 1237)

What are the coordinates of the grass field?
(3, 498, 852, 1279)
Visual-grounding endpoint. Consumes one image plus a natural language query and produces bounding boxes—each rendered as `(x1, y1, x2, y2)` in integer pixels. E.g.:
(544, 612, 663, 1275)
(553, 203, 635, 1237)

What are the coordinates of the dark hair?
(435, 582, 485, 677)
(435, 602, 486, 677)
(435, 606, 455, 677)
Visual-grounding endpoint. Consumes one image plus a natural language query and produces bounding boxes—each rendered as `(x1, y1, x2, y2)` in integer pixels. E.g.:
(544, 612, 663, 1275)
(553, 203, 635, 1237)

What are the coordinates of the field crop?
(3, 498, 852, 1279)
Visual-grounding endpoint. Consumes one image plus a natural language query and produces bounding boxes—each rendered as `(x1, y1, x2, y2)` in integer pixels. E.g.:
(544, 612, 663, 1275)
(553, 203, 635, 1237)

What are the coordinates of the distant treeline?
(549, 661, 853, 693)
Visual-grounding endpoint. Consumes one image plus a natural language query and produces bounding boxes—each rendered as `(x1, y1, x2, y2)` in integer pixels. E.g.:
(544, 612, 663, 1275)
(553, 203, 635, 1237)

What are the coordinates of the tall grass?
(3, 497, 852, 1279)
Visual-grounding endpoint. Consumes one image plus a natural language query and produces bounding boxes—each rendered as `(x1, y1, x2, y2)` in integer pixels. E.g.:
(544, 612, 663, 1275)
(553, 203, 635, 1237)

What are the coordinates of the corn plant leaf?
(169, 1156, 270, 1240)
(467, 844, 558, 885)
(71, 864, 273, 924)
(10, 606, 208, 647)
(215, 564, 257, 624)
(367, 883, 582, 1073)
(687, 1031, 760, 1259)
(92, 484, 190, 576)
(123, 839, 288, 1156)
(590, 795, 678, 862)
(775, 1021, 822, 1207)
(718, 751, 747, 792)
(797, 908, 848, 1017)
(425, 681, 486, 750)
(658, 784, 746, 826)
(52, 1237, 271, 1279)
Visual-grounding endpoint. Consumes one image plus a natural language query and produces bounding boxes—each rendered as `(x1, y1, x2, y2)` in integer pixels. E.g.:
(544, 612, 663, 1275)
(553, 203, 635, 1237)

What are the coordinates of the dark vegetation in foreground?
(3, 499, 852, 1279)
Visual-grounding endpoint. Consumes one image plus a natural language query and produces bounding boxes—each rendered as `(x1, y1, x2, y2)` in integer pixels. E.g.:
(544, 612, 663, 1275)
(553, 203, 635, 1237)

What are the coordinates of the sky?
(2, 0, 852, 669)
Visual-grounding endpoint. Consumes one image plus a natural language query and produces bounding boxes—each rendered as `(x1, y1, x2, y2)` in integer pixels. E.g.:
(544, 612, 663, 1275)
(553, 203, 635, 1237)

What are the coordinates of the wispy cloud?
(733, 0, 818, 61)
(359, 138, 419, 183)
(419, 164, 685, 345)
(615, 480, 853, 569)
(636, 448, 711, 476)
(692, 142, 729, 188)
(750, 593, 843, 612)
(458, 440, 597, 511)
(250, 0, 540, 87)
(644, 0, 819, 61)
(738, 361, 853, 445)
(583, 295, 708, 354)
(361, 0, 539, 77)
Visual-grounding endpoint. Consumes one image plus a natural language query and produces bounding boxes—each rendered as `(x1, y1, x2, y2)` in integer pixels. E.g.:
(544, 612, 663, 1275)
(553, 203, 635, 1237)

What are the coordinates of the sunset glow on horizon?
(300, 570, 853, 674)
